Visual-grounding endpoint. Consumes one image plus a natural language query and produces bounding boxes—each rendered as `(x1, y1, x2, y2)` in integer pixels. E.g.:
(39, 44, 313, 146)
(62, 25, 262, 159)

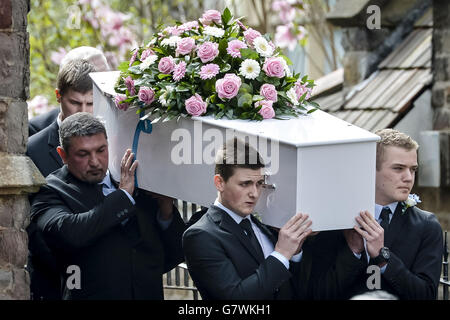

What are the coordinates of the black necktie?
(239, 218, 265, 261)
(380, 207, 391, 231)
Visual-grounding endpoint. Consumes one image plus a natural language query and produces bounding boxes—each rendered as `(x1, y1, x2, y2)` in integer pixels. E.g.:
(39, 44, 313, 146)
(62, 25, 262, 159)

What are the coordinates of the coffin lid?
(90, 71, 380, 147)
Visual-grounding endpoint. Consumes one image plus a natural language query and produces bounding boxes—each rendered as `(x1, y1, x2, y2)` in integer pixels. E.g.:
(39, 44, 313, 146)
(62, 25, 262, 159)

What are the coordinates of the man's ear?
(56, 146, 67, 164)
(55, 88, 61, 103)
(214, 174, 225, 192)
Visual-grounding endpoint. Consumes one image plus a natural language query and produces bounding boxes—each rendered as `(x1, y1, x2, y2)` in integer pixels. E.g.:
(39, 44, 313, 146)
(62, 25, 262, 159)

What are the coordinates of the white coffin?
(91, 71, 380, 231)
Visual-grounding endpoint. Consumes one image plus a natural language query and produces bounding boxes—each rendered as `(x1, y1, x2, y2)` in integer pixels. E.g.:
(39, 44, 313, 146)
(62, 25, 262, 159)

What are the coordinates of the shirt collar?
(214, 199, 250, 225)
(98, 170, 112, 188)
(56, 112, 62, 128)
(375, 202, 398, 220)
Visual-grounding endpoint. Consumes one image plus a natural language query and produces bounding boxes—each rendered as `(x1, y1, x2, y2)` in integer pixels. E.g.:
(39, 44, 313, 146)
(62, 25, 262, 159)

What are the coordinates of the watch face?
(381, 248, 390, 259)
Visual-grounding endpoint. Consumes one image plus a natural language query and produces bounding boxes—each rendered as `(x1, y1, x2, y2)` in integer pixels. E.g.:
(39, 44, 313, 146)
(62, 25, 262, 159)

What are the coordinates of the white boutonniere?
(402, 194, 421, 214)
(253, 212, 262, 223)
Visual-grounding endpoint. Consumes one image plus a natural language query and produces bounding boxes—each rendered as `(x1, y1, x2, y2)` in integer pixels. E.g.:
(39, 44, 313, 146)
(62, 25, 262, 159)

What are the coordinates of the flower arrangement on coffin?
(114, 8, 318, 123)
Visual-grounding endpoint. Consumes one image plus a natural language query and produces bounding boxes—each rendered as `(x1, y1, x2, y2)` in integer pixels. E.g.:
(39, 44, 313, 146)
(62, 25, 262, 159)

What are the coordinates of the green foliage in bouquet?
(114, 8, 318, 122)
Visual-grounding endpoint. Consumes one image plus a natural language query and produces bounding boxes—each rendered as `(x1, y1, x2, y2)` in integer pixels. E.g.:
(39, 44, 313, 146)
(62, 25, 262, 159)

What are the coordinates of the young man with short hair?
(309, 129, 443, 300)
(183, 138, 313, 300)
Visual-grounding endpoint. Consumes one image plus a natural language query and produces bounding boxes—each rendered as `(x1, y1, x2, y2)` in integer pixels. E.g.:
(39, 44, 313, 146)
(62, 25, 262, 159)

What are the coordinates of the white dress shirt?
(98, 171, 171, 230)
(214, 199, 302, 270)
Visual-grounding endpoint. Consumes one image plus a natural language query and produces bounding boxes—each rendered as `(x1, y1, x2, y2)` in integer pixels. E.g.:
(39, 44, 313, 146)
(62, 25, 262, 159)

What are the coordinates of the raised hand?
(354, 210, 384, 258)
(119, 149, 138, 196)
(275, 213, 313, 260)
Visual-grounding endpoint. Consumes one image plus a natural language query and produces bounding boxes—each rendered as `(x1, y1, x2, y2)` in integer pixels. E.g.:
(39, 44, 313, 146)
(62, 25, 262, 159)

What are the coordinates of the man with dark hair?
(308, 129, 443, 300)
(26, 59, 96, 300)
(183, 138, 313, 299)
(29, 46, 110, 137)
(27, 59, 95, 177)
(30, 112, 186, 300)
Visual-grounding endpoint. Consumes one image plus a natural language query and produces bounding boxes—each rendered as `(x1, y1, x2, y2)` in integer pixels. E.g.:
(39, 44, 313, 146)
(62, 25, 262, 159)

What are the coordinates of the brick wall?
(0, 0, 45, 300)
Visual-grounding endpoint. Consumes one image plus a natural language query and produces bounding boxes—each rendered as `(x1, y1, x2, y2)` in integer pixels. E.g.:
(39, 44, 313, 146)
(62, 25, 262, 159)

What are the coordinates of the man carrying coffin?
(307, 129, 443, 300)
(30, 112, 186, 299)
(182, 138, 313, 300)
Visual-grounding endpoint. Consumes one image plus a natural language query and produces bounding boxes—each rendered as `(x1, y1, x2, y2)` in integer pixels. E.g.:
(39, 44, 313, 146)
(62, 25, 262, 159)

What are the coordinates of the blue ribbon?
(132, 108, 152, 187)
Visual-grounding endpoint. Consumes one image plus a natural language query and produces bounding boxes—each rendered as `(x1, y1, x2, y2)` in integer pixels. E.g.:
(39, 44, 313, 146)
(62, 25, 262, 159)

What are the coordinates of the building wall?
(0, 0, 45, 300)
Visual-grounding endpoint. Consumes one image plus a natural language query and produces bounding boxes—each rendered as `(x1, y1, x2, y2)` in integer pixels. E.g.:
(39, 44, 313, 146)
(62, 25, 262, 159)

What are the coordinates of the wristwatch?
(371, 247, 390, 266)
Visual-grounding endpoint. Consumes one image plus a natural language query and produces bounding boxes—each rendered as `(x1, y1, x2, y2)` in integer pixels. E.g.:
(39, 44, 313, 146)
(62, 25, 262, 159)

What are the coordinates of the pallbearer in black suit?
(27, 48, 110, 300)
(309, 129, 443, 300)
(183, 138, 313, 300)
(30, 113, 186, 299)
(26, 59, 96, 301)
(27, 59, 96, 177)
(28, 46, 110, 137)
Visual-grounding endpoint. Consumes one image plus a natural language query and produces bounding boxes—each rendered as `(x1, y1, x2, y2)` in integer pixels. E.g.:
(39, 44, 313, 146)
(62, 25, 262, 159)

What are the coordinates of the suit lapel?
(384, 202, 408, 248)
(209, 206, 264, 263)
(47, 121, 63, 168)
(56, 166, 104, 210)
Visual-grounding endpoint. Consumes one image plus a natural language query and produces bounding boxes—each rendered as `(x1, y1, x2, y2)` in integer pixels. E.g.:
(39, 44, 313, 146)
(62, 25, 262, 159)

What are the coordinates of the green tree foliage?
(28, 0, 206, 107)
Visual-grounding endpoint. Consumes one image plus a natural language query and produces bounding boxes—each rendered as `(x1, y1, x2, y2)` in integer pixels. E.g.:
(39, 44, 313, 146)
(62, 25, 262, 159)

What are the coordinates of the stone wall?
(0, 0, 46, 300)
(432, 0, 450, 130)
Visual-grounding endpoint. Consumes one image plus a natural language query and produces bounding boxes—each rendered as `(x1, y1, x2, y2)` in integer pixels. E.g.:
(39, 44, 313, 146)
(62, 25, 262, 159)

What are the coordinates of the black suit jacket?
(29, 108, 59, 137)
(26, 119, 64, 300)
(26, 120, 63, 177)
(308, 203, 443, 300)
(182, 205, 304, 300)
(30, 166, 186, 300)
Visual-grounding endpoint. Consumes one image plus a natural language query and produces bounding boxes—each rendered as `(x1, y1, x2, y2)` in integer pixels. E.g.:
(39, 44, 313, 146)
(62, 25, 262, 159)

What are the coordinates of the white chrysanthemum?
(239, 59, 261, 79)
(280, 57, 292, 77)
(253, 36, 274, 57)
(139, 55, 158, 70)
(161, 36, 181, 47)
(159, 86, 174, 106)
(203, 26, 225, 38)
(287, 87, 299, 106)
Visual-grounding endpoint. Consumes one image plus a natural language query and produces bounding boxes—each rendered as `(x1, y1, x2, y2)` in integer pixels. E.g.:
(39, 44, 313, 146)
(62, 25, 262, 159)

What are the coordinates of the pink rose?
(129, 49, 138, 67)
(262, 57, 285, 78)
(294, 81, 312, 100)
(244, 28, 262, 48)
(226, 40, 247, 58)
(197, 42, 219, 63)
(215, 73, 242, 100)
(200, 10, 222, 25)
(140, 49, 154, 61)
(124, 76, 135, 95)
(185, 93, 207, 116)
(114, 94, 129, 111)
(260, 84, 278, 102)
(158, 56, 175, 74)
(173, 61, 187, 82)
(164, 26, 182, 36)
(176, 37, 195, 56)
(179, 21, 199, 33)
(255, 100, 275, 119)
(138, 86, 155, 105)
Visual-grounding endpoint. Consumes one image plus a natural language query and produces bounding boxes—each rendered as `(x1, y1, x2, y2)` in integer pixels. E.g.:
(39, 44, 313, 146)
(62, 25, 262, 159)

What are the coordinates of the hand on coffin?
(119, 149, 138, 196)
(275, 213, 313, 260)
(354, 210, 384, 258)
(343, 229, 364, 254)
